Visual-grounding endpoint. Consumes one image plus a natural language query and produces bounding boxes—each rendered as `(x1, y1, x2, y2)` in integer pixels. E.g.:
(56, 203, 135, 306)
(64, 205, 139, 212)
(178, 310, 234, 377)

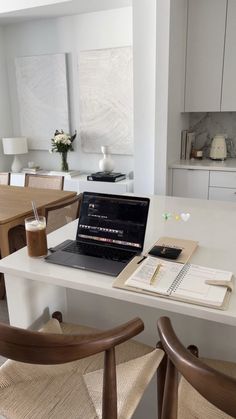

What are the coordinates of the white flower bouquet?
(49, 129, 77, 171)
(50, 129, 77, 153)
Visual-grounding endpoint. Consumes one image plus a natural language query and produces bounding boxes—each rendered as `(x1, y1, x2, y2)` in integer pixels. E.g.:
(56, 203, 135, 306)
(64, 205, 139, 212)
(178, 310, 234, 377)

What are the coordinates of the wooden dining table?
(0, 185, 77, 258)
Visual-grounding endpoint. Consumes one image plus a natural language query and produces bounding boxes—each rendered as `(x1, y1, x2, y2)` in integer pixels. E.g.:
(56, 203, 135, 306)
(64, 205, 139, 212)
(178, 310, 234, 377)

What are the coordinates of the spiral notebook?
(113, 256, 233, 309)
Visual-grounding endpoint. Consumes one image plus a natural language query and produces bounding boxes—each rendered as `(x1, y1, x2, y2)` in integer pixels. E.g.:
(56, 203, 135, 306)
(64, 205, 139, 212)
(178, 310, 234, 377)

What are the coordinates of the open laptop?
(45, 192, 150, 276)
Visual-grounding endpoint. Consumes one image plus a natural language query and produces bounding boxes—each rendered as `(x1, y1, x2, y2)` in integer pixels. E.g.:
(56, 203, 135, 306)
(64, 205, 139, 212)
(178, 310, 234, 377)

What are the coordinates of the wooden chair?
(45, 194, 82, 234)
(157, 316, 236, 419)
(25, 173, 64, 190)
(0, 172, 10, 185)
(0, 312, 164, 418)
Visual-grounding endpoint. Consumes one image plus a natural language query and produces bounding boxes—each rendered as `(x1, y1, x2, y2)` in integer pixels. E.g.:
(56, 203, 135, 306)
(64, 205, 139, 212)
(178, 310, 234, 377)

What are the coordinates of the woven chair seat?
(178, 357, 236, 419)
(0, 320, 163, 419)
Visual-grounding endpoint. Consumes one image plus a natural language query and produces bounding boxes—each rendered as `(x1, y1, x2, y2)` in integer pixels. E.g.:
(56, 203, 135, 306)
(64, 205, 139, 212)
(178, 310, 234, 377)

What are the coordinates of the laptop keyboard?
(64, 241, 136, 263)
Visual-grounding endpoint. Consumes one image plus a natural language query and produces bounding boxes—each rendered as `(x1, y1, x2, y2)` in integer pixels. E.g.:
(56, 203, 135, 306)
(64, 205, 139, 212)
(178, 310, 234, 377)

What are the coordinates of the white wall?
(3, 7, 133, 174)
(0, 27, 13, 170)
(0, 0, 71, 13)
(154, 0, 170, 195)
(133, 0, 188, 196)
(132, 0, 157, 195)
(166, 0, 189, 194)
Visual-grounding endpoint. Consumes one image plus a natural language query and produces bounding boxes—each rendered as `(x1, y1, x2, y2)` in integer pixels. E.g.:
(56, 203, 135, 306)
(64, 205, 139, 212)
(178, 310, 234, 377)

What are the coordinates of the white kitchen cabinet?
(221, 0, 236, 110)
(209, 170, 236, 201)
(172, 169, 209, 199)
(209, 187, 236, 202)
(185, 0, 227, 112)
(171, 162, 236, 202)
(209, 171, 236, 188)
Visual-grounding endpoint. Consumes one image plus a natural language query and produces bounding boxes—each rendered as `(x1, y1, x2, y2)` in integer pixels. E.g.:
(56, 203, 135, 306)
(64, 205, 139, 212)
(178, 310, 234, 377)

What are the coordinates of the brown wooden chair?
(0, 172, 10, 185)
(25, 173, 64, 190)
(45, 194, 82, 234)
(157, 316, 236, 419)
(0, 312, 164, 418)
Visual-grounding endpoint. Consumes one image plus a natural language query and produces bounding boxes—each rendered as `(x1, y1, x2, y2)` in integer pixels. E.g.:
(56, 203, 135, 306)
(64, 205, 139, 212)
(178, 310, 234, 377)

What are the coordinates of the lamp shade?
(2, 137, 28, 155)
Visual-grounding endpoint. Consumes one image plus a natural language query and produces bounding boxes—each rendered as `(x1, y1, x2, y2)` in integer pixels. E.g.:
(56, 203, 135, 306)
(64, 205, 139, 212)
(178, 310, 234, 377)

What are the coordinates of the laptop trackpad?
(45, 251, 125, 276)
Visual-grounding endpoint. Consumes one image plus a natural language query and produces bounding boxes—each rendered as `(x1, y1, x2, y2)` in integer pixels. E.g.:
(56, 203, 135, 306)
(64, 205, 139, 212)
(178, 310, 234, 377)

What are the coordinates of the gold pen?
(150, 263, 162, 285)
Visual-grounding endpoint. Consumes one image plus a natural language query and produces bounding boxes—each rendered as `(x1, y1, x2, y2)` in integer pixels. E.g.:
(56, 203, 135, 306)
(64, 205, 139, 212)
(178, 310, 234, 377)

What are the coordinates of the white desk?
(1, 195, 236, 417)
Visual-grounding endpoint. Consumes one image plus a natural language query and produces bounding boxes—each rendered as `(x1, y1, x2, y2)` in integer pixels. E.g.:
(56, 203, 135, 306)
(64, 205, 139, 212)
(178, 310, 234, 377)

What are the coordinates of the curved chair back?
(45, 194, 82, 234)
(0, 317, 144, 419)
(157, 316, 236, 419)
(25, 174, 64, 190)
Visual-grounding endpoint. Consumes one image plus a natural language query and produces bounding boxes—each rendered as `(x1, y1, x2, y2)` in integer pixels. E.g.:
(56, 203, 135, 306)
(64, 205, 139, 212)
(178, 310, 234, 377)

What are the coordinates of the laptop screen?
(76, 192, 150, 252)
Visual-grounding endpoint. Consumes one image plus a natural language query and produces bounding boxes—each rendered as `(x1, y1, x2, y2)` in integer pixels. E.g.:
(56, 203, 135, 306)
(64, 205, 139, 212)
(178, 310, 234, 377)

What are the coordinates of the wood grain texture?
(157, 316, 236, 418)
(0, 185, 76, 258)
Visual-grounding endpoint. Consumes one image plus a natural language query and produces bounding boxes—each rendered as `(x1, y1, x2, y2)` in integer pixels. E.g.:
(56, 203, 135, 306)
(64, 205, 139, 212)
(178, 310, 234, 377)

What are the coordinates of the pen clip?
(137, 255, 147, 265)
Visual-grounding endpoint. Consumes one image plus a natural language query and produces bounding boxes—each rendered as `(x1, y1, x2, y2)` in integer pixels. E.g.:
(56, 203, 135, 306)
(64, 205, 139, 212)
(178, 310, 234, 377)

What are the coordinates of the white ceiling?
(0, 0, 132, 25)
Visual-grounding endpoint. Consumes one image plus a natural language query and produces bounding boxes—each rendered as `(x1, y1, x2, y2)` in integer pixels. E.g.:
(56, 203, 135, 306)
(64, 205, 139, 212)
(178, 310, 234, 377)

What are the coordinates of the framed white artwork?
(79, 46, 133, 155)
(15, 53, 70, 150)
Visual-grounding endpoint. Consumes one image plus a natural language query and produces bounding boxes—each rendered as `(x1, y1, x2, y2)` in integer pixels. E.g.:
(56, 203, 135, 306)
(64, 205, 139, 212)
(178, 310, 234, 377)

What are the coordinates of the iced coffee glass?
(25, 216, 48, 257)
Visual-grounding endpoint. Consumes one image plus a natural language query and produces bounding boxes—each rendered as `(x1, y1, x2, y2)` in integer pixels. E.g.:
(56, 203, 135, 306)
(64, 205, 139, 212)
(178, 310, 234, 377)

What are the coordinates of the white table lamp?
(2, 137, 28, 173)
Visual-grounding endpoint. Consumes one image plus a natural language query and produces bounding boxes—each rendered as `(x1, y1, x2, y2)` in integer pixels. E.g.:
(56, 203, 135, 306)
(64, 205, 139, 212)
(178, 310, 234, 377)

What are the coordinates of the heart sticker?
(180, 212, 190, 222)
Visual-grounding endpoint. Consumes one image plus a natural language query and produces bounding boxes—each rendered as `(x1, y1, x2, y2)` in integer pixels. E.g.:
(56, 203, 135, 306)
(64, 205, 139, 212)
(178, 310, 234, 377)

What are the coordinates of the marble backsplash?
(188, 112, 236, 158)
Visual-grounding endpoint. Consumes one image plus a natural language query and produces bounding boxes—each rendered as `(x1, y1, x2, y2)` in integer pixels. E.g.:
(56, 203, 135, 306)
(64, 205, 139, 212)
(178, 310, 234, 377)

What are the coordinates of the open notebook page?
(172, 264, 232, 306)
(125, 256, 183, 295)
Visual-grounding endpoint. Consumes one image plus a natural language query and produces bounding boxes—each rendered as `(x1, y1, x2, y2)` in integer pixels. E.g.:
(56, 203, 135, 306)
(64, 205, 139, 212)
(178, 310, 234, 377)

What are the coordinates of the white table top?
(1, 195, 236, 326)
(170, 158, 236, 171)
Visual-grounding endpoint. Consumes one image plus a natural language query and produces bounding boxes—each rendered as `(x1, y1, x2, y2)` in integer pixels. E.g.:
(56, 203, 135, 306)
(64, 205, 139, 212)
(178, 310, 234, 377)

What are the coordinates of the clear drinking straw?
(31, 201, 40, 223)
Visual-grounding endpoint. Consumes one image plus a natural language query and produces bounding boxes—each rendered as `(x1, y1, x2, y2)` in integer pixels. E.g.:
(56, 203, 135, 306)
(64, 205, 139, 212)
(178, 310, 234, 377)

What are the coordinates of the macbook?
(45, 192, 150, 276)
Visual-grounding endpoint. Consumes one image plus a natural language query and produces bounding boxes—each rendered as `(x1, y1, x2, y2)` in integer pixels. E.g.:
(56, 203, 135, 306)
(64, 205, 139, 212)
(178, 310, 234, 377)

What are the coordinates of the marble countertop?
(170, 159, 236, 171)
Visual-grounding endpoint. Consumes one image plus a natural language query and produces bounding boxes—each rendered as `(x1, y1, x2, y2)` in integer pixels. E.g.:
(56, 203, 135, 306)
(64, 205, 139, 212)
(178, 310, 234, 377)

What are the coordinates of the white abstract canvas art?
(15, 53, 70, 150)
(79, 47, 133, 155)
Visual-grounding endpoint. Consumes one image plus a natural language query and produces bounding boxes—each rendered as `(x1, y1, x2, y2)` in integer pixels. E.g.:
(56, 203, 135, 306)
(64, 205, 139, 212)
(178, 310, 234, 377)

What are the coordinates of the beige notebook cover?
(147, 236, 198, 264)
(113, 256, 232, 310)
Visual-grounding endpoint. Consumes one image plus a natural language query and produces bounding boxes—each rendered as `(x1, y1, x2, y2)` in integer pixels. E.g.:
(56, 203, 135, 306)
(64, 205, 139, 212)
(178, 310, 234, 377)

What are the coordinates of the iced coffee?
(25, 216, 48, 257)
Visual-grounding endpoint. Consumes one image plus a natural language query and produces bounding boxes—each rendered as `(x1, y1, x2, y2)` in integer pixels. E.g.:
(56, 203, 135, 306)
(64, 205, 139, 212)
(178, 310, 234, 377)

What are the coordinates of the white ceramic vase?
(99, 146, 115, 173)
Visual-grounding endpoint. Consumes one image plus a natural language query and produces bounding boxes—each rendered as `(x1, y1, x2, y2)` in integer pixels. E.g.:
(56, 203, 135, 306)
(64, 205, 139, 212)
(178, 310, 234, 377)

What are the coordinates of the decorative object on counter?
(191, 149, 203, 159)
(2, 137, 28, 173)
(210, 134, 227, 160)
(180, 130, 195, 160)
(87, 172, 126, 182)
(22, 161, 42, 173)
(22, 167, 42, 174)
(98, 145, 115, 173)
(50, 129, 77, 172)
(180, 130, 188, 159)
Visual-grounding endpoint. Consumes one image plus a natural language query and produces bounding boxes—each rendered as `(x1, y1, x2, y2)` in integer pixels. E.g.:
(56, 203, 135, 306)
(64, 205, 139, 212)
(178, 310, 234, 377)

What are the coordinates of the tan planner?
(113, 255, 233, 310)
